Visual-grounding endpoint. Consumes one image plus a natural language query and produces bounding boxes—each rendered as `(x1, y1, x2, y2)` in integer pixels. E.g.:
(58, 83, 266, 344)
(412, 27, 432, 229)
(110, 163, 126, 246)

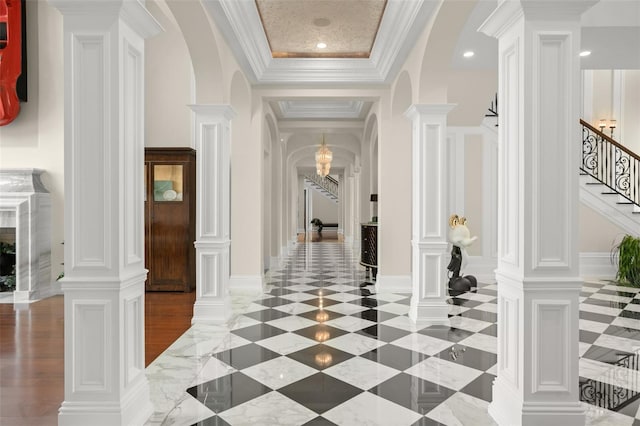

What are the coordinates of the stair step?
(585, 182, 603, 185)
(617, 202, 633, 205)
(601, 192, 617, 195)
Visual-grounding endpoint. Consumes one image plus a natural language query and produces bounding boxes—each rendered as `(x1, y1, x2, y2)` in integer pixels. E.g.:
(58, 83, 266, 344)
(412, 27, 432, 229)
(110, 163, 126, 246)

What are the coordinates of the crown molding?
(205, 0, 436, 85)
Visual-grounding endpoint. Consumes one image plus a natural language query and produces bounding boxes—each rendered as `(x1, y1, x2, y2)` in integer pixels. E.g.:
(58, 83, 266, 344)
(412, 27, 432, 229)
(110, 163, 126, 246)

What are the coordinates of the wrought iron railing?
(305, 174, 338, 198)
(581, 119, 639, 207)
(580, 351, 640, 411)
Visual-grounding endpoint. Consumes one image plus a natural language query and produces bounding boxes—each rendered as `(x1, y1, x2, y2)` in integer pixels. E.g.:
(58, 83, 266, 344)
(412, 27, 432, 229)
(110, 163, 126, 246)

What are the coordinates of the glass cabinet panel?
(153, 164, 184, 202)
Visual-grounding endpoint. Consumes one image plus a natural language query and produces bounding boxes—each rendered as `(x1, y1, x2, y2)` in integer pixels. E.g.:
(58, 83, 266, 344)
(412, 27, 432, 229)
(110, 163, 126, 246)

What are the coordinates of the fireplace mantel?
(0, 168, 52, 302)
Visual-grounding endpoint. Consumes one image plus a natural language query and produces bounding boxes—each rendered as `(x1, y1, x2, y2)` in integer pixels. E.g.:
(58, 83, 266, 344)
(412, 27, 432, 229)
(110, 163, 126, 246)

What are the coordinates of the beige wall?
(310, 190, 339, 224)
(623, 71, 640, 154)
(0, 1, 64, 283)
(586, 69, 640, 152)
(145, 1, 193, 148)
(579, 203, 627, 252)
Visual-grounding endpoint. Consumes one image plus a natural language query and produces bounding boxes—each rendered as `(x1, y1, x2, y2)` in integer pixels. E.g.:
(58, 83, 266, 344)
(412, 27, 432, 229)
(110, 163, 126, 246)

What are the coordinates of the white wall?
(584, 69, 640, 152)
(0, 1, 64, 285)
(309, 189, 339, 225)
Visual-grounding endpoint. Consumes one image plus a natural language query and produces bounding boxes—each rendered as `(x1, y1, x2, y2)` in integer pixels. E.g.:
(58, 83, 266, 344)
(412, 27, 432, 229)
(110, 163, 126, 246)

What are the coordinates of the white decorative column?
(479, 1, 593, 425)
(405, 104, 455, 325)
(50, 1, 161, 425)
(189, 105, 235, 324)
(352, 167, 361, 250)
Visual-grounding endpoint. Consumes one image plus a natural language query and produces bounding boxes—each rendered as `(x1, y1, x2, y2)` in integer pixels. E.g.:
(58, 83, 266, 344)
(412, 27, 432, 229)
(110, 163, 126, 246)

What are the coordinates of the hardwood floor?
(0, 291, 196, 426)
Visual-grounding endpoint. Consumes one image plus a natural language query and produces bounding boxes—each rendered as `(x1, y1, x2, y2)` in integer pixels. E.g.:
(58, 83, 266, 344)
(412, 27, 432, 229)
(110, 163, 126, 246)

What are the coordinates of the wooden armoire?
(144, 148, 196, 291)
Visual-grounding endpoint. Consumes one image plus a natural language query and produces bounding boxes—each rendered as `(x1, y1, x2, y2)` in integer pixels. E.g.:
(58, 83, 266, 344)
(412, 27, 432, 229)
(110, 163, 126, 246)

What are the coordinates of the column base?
(489, 376, 585, 426)
(408, 297, 450, 325)
(59, 375, 152, 426)
(192, 296, 232, 324)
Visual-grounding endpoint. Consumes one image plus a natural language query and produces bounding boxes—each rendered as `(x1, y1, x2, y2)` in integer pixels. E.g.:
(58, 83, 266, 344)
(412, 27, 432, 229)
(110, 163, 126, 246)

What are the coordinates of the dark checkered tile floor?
(178, 242, 640, 425)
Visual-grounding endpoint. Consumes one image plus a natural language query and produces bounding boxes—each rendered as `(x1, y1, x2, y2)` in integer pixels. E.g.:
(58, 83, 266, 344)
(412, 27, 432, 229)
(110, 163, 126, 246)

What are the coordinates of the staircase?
(304, 174, 339, 203)
(579, 119, 640, 234)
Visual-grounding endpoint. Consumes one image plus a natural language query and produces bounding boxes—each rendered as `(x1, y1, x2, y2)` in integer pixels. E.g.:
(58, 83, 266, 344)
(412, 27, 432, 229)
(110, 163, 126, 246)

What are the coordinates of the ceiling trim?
(205, 0, 437, 85)
(278, 100, 366, 119)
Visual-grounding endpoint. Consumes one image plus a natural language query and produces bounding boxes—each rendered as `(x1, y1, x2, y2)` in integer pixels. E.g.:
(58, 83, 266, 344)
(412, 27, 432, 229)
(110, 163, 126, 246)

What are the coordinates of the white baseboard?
(229, 275, 264, 294)
(375, 274, 412, 293)
(580, 252, 616, 279)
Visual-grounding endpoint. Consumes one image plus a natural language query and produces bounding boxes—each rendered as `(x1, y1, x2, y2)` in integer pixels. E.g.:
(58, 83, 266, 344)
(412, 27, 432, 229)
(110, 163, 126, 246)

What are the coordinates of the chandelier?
(315, 135, 332, 177)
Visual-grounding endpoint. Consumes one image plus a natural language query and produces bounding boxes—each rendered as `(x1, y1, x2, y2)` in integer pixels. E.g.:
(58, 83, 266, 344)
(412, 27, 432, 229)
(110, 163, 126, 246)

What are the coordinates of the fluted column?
(50, 1, 162, 424)
(189, 105, 235, 323)
(405, 104, 455, 325)
(479, 1, 594, 424)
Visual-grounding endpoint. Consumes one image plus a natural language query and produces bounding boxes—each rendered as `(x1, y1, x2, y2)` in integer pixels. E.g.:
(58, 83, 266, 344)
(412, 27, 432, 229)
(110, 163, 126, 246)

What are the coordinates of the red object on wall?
(0, 0, 22, 126)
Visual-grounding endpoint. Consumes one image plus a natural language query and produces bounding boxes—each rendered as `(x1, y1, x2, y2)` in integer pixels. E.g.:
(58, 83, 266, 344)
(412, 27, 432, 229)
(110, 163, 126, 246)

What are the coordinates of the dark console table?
(360, 223, 378, 283)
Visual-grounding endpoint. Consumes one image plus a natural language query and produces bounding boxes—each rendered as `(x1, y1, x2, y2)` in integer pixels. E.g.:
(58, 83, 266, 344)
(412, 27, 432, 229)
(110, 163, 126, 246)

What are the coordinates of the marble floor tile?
(405, 356, 483, 391)
(323, 391, 423, 426)
(425, 392, 497, 426)
(240, 356, 318, 390)
(218, 391, 317, 426)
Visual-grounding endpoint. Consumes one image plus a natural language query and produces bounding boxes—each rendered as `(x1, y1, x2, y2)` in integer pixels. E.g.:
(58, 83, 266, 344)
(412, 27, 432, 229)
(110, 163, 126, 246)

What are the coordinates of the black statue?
(310, 218, 323, 236)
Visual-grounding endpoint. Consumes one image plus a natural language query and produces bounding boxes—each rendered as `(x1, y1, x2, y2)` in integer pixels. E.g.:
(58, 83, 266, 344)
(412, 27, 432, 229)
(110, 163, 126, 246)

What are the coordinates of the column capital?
(189, 104, 236, 122)
(49, 0, 162, 39)
(404, 104, 456, 121)
(479, 0, 597, 38)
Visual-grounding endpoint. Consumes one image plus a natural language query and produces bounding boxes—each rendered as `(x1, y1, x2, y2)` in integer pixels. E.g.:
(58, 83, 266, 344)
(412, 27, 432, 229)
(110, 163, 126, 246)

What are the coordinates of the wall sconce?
(609, 120, 616, 138)
(599, 119, 607, 133)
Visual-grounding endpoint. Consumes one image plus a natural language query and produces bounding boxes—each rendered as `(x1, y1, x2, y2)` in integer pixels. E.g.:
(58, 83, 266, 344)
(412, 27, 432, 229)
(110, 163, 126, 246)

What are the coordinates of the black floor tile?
(186, 372, 271, 413)
(298, 309, 345, 323)
(459, 309, 498, 323)
(580, 329, 601, 344)
(582, 344, 635, 365)
(411, 418, 448, 426)
(599, 289, 636, 298)
(432, 345, 497, 371)
(269, 288, 297, 297)
(232, 323, 287, 341)
(360, 344, 428, 371)
(357, 324, 411, 342)
(370, 373, 456, 415)
(348, 297, 385, 309)
(479, 324, 497, 337)
(302, 416, 339, 426)
(305, 288, 338, 296)
(287, 343, 354, 370)
(212, 343, 280, 370)
(243, 308, 291, 322)
(460, 373, 495, 402)
(293, 324, 349, 342)
(303, 297, 342, 308)
(604, 324, 640, 339)
(579, 310, 616, 324)
(621, 310, 640, 320)
(278, 372, 362, 414)
(582, 297, 627, 310)
(257, 296, 296, 308)
(353, 308, 398, 322)
(420, 325, 474, 343)
(192, 415, 232, 426)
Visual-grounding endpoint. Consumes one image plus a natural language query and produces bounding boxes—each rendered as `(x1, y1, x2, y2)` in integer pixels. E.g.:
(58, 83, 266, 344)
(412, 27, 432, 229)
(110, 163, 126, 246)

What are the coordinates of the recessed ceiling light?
(317, 42, 327, 49)
(463, 51, 475, 58)
(579, 50, 591, 57)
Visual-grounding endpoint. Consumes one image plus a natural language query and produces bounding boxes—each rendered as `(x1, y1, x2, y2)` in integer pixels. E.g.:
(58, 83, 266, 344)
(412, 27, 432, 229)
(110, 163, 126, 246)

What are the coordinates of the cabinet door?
(146, 163, 190, 291)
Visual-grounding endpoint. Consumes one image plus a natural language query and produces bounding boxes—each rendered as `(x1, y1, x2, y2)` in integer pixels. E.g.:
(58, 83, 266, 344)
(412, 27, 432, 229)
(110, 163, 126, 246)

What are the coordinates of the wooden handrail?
(580, 119, 640, 161)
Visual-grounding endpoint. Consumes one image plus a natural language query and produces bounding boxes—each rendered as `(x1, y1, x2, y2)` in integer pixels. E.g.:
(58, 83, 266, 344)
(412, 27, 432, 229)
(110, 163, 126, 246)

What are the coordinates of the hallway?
(144, 242, 640, 426)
